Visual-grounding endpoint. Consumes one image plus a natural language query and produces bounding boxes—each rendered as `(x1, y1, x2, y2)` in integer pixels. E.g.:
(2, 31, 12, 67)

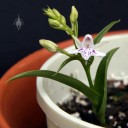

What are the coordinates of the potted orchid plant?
(9, 6, 128, 128)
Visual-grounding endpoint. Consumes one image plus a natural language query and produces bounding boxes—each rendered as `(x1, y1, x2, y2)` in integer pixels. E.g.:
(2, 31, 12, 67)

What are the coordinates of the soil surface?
(57, 80, 128, 128)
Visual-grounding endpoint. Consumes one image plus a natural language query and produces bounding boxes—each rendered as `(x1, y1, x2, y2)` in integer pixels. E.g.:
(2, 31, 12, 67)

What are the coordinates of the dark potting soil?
(57, 80, 128, 128)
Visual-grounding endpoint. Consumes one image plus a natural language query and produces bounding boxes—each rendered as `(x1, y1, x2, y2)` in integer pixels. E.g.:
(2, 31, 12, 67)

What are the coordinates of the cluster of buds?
(43, 7, 66, 30)
(41, 6, 79, 57)
(43, 6, 78, 36)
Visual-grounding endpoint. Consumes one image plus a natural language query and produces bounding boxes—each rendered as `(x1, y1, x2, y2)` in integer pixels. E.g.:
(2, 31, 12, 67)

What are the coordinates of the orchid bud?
(70, 6, 78, 23)
(39, 39, 58, 52)
(61, 15, 66, 24)
(48, 18, 66, 30)
(53, 8, 61, 18)
(43, 8, 56, 19)
(48, 18, 60, 27)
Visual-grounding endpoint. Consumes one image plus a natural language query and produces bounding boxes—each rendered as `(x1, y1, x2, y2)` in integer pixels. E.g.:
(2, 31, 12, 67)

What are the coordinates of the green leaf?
(54, 57, 76, 75)
(94, 48, 119, 123)
(94, 20, 120, 45)
(8, 70, 100, 106)
(87, 56, 94, 67)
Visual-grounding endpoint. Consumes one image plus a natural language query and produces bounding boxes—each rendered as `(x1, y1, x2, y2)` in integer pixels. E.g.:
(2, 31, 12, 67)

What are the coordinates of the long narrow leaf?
(54, 57, 75, 75)
(94, 20, 120, 44)
(94, 48, 119, 115)
(8, 70, 100, 106)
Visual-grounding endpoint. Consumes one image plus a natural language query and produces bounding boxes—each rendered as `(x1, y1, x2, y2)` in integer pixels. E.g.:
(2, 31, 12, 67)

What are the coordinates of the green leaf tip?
(94, 20, 120, 45)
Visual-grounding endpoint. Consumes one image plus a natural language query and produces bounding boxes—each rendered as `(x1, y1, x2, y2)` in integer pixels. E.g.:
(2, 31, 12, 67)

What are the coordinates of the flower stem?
(80, 60, 93, 88)
(86, 67, 94, 88)
(98, 113, 106, 127)
(57, 47, 74, 57)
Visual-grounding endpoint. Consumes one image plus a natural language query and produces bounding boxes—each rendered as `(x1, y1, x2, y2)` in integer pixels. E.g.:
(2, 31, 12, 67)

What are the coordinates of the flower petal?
(82, 34, 94, 49)
(81, 52, 91, 60)
(79, 48, 106, 60)
(91, 50, 106, 57)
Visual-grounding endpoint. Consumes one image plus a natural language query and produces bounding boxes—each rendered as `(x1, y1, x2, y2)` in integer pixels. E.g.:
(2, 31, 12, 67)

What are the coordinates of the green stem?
(74, 20, 78, 37)
(80, 60, 94, 88)
(57, 47, 74, 57)
(65, 25, 74, 36)
(86, 67, 94, 88)
(71, 20, 78, 37)
(98, 113, 106, 127)
(57, 18, 74, 36)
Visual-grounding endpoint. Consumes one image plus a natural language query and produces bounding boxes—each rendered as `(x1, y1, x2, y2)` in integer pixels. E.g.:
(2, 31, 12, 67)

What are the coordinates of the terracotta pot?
(37, 31, 128, 128)
(0, 40, 73, 128)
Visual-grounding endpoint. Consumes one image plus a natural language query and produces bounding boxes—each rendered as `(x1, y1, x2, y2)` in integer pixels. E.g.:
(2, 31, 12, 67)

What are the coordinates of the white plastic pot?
(37, 33, 128, 128)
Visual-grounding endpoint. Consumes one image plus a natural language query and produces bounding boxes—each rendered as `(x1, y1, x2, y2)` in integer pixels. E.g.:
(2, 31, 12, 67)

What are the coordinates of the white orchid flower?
(70, 34, 106, 60)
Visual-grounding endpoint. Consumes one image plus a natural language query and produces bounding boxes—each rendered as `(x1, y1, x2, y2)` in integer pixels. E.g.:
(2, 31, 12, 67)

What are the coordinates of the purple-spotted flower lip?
(69, 34, 106, 60)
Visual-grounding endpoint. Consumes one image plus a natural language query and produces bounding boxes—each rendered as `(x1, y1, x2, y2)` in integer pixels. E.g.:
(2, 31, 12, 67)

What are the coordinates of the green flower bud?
(48, 18, 66, 30)
(53, 8, 61, 18)
(70, 6, 78, 23)
(43, 8, 56, 19)
(39, 39, 58, 52)
(61, 15, 66, 24)
(47, 7, 52, 12)
(48, 18, 60, 27)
